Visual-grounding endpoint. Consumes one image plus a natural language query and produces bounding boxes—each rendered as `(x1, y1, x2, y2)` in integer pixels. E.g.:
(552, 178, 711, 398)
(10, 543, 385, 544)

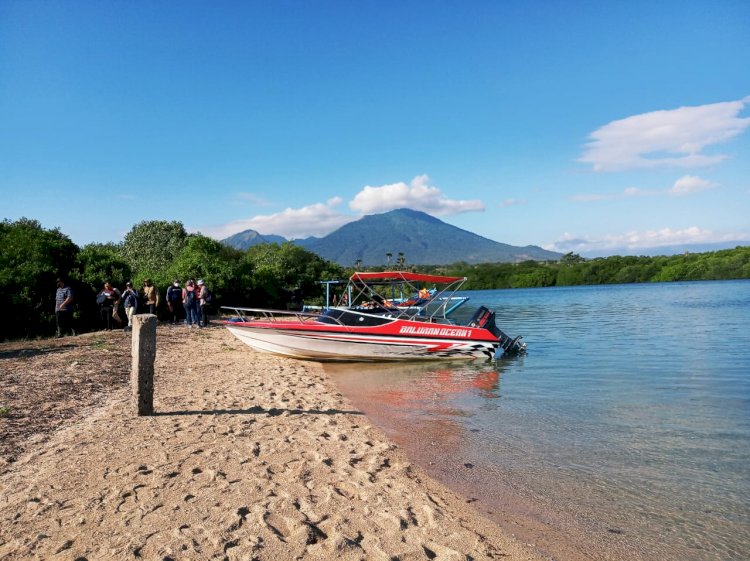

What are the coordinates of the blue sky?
(2, 1, 749, 256)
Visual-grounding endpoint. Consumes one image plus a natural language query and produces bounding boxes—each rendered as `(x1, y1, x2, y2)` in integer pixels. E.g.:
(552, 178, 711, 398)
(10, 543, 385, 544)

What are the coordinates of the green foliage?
(243, 242, 345, 308)
(70, 243, 132, 332)
(76, 243, 131, 288)
(0, 406, 11, 418)
(416, 247, 750, 288)
(121, 220, 188, 283)
(167, 234, 252, 308)
(0, 217, 345, 339)
(0, 218, 79, 339)
(1, 214, 748, 341)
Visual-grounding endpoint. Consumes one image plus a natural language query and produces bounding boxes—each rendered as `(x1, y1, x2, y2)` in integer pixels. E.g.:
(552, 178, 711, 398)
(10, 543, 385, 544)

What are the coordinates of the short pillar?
(131, 314, 157, 416)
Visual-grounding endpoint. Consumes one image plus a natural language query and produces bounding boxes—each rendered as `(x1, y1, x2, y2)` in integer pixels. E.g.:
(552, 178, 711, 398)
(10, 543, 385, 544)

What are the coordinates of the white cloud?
(669, 175, 718, 196)
(499, 198, 527, 207)
(349, 175, 485, 215)
(571, 176, 721, 202)
(547, 226, 748, 254)
(579, 96, 750, 172)
(570, 186, 659, 202)
(199, 197, 355, 240)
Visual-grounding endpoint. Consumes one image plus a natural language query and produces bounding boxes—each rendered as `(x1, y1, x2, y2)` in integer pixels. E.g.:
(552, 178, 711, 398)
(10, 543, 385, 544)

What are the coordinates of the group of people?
(165, 278, 212, 328)
(54, 277, 213, 337)
(95, 278, 165, 331)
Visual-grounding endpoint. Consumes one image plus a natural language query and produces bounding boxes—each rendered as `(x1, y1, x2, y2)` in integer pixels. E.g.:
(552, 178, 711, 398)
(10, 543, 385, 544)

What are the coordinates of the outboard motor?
(468, 306, 527, 357)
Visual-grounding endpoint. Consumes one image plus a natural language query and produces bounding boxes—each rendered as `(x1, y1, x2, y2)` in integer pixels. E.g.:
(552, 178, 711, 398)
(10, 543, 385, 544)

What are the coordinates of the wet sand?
(0, 326, 547, 560)
(325, 362, 653, 561)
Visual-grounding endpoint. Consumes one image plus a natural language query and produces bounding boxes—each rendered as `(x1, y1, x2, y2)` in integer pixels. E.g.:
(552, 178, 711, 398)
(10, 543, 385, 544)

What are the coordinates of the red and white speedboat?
(222, 271, 525, 362)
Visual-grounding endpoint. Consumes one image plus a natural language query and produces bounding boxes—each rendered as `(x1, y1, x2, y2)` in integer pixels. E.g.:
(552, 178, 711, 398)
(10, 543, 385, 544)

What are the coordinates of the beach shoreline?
(0, 326, 548, 560)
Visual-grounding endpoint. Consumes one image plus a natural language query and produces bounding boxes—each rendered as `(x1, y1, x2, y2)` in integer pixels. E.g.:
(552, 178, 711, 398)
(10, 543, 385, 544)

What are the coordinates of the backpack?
(204, 289, 213, 304)
(167, 285, 182, 302)
(185, 289, 195, 304)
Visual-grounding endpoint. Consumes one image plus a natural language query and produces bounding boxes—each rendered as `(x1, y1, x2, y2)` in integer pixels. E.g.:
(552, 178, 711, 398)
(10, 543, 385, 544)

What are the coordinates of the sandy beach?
(0, 325, 548, 560)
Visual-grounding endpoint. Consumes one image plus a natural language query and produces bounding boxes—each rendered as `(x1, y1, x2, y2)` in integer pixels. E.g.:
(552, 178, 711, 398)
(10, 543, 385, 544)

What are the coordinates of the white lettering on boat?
(399, 326, 472, 337)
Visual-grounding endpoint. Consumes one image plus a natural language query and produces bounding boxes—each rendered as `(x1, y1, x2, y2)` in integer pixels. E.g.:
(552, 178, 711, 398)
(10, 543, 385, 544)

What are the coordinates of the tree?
(244, 242, 341, 308)
(0, 218, 79, 339)
(71, 243, 132, 332)
(121, 220, 188, 284)
(76, 243, 131, 289)
(396, 252, 405, 270)
(560, 252, 586, 265)
(167, 234, 251, 309)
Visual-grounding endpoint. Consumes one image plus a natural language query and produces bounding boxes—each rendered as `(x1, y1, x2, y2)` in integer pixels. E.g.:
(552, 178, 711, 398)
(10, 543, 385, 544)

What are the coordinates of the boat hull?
(225, 323, 499, 361)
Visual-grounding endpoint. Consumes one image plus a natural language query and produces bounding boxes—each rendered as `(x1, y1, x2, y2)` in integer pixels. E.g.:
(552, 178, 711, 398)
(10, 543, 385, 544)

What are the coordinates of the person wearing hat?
(141, 278, 160, 316)
(54, 277, 75, 337)
(122, 281, 139, 332)
(166, 279, 184, 325)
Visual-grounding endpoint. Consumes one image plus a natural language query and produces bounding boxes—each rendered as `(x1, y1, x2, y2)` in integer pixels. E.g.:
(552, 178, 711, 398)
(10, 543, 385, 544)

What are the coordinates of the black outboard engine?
(468, 306, 527, 357)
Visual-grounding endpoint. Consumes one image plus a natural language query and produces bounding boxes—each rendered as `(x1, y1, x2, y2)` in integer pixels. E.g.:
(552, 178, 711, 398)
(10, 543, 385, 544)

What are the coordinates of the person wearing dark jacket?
(166, 279, 184, 324)
(122, 282, 138, 332)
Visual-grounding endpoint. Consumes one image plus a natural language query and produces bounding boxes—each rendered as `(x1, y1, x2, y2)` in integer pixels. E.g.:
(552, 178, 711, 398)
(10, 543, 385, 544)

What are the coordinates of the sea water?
(325, 280, 750, 561)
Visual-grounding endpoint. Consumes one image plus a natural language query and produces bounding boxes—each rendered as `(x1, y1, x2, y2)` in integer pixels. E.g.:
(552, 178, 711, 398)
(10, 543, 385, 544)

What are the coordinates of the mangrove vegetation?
(1, 217, 748, 340)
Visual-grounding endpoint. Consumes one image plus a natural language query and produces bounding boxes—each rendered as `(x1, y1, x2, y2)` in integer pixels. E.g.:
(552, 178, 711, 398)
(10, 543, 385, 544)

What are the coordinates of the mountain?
(222, 209, 560, 265)
(222, 229, 287, 250)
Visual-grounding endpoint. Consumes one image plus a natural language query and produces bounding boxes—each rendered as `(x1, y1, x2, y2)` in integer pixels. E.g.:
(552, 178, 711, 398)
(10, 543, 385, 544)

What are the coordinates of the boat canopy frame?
(342, 271, 469, 322)
(222, 271, 471, 325)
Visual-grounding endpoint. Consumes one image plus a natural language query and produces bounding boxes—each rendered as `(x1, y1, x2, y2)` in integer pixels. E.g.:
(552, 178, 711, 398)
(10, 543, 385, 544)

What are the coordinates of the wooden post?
(131, 314, 156, 416)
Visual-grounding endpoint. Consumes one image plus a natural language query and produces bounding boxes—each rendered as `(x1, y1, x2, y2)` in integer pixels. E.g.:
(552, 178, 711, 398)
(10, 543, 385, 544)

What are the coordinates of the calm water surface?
(326, 280, 750, 561)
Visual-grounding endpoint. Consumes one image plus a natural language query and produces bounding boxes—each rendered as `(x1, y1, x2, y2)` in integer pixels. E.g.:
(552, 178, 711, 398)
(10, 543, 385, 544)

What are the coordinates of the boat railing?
(221, 296, 471, 328)
(220, 306, 346, 326)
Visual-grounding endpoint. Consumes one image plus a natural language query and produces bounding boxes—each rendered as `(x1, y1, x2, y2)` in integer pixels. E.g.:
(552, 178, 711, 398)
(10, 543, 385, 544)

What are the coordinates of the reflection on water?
(329, 360, 502, 399)
(326, 281, 750, 561)
(326, 360, 502, 426)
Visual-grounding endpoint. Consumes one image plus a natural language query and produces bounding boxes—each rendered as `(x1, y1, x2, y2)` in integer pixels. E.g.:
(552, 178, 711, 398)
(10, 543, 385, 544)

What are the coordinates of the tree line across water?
(2, 217, 749, 340)
(415, 248, 750, 290)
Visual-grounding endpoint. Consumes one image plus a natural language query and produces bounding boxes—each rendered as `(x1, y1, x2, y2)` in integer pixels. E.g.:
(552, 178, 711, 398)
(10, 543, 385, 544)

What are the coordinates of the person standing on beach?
(54, 278, 75, 337)
(166, 279, 183, 324)
(97, 282, 121, 330)
(182, 279, 199, 328)
(122, 282, 138, 332)
(197, 279, 211, 327)
(141, 278, 160, 316)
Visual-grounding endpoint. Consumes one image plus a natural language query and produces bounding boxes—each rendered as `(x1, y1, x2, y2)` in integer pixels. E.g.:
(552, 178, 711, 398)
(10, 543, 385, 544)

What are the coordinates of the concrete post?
(131, 314, 157, 416)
